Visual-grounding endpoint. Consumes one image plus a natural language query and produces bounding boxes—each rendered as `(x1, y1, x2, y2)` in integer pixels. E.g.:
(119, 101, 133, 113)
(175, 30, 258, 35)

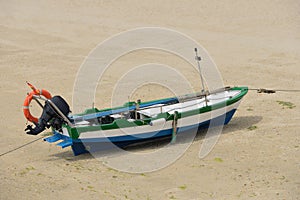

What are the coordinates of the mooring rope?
(0, 135, 45, 157)
(248, 88, 300, 94)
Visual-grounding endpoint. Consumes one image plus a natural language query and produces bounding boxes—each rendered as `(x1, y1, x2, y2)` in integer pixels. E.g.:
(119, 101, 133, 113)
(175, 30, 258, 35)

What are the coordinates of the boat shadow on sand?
(48, 115, 262, 161)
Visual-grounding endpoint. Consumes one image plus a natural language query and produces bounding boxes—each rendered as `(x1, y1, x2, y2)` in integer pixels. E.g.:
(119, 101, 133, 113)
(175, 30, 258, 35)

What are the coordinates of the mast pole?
(194, 48, 205, 93)
(194, 48, 208, 106)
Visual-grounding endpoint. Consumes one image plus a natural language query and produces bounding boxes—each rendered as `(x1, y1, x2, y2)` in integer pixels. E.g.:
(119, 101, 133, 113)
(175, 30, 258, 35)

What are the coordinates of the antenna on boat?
(194, 48, 209, 106)
(194, 48, 206, 93)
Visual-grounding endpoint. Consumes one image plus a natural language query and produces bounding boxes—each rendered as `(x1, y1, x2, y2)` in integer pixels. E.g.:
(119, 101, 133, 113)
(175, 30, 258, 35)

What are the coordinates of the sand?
(0, 0, 299, 199)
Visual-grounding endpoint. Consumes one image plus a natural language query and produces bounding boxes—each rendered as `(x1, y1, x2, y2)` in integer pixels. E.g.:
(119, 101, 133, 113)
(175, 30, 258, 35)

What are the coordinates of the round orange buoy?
(23, 83, 52, 124)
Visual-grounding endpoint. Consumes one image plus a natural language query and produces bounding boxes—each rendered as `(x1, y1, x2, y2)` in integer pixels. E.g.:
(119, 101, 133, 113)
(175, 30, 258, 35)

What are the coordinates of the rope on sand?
(248, 88, 300, 94)
(0, 136, 44, 157)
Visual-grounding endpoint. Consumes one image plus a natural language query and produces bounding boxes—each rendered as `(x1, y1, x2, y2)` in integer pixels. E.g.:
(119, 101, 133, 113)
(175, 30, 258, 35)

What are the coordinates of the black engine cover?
(25, 96, 70, 135)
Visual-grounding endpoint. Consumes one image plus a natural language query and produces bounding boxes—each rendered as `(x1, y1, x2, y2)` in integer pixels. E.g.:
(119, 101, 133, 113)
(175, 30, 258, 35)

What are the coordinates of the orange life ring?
(23, 89, 52, 124)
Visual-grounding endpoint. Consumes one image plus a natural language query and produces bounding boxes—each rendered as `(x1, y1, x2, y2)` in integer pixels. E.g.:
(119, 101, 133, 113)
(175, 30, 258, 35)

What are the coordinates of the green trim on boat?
(64, 87, 248, 139)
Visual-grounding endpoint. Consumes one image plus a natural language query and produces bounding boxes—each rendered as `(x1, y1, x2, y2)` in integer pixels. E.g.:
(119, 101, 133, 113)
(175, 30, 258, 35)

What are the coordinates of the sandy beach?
(0, 0, 299, 199)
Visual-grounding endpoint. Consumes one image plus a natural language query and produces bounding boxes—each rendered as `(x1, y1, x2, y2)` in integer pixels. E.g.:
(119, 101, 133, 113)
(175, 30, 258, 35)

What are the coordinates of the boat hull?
(72, 108, 237, 155)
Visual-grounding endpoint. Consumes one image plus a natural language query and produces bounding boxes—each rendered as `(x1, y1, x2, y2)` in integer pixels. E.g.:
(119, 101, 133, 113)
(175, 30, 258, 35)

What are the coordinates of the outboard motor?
(25, 96, 70, 135)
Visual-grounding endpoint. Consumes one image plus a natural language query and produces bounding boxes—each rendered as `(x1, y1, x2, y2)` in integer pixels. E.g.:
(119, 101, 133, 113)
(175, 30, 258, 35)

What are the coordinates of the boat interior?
(71, 88, 241, 127)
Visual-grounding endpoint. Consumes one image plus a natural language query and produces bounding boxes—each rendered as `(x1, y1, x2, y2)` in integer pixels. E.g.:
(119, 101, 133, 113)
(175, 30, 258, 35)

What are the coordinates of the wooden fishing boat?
(29, 86, 247, 155)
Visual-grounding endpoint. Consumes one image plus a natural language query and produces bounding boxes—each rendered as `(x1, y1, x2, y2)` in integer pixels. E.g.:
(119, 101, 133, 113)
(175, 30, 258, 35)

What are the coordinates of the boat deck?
(138, 90, 241, 117)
